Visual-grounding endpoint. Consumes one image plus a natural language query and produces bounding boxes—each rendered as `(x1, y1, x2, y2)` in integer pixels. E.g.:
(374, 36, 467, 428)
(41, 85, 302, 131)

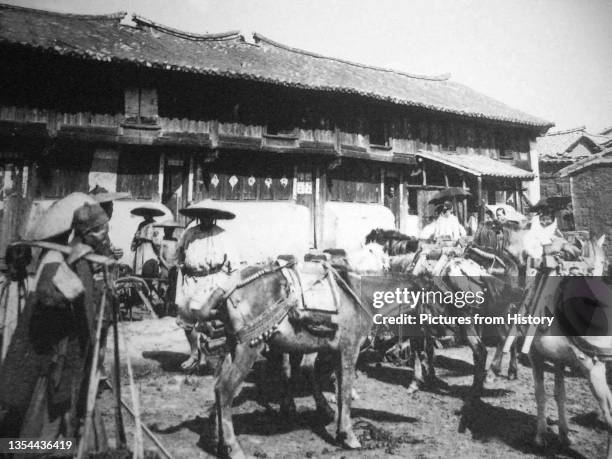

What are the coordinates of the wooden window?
(370, 119, 389, 146)
(0, 159, 27, 200)
(266, 119, 297, 137)
(124, 88, 158, 125)
(116, 150, 159, 200)
(328, 159, 380, 203)
(498, 132, 515, 160)
(198, 156, 293, 201)
(37, 148, 92, 199)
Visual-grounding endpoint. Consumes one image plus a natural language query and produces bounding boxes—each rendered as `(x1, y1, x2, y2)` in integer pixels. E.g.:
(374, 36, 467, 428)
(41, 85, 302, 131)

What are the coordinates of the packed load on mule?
(0, 192, 118, 455)
(174, 200, 237, 372)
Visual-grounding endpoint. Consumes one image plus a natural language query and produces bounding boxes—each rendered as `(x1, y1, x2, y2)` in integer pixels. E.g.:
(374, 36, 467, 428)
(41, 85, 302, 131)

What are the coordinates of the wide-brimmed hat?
(530, 196, 570, 213)
(153, 219, 184, 228)
(89, 185, 131, 203)
(23, 192, 97, 241)
(130, 205, 165, 217)
(179, 200, 235, 220)
(486, 204, 526, 223)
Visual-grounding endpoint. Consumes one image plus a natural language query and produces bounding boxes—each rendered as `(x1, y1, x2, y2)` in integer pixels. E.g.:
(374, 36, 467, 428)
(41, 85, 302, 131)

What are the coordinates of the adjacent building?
(536, 126, 611, 230)
(559, 147, 612, 261)
(0, 4, 552, 261)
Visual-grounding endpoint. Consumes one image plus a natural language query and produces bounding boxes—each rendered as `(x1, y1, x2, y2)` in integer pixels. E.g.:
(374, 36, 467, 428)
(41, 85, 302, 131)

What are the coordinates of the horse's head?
(365, 228, 385, 246)
(474, 219, 533, 266)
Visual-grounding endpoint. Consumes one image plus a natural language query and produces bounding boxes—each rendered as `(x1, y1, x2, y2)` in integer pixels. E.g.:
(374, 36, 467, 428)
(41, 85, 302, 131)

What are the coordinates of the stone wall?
(570, 165, 612, 260)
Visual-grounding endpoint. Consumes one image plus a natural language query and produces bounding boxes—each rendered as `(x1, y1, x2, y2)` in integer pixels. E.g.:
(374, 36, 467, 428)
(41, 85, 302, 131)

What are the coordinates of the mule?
(198, 241, 393, 459)
(529, 235, 612, 456)
(206, 262, 370, 458)
(393, 220, 581, 398)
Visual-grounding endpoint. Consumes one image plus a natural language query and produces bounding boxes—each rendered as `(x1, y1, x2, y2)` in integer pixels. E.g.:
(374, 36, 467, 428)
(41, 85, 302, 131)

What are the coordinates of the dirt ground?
(100, 317, 608, 459)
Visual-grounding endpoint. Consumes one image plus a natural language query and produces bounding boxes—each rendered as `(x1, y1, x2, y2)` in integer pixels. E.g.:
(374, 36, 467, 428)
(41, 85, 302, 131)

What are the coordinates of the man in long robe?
(175, 202, 237, 371)
(0, 201, 113, 451)
(420, 201, 466, 244)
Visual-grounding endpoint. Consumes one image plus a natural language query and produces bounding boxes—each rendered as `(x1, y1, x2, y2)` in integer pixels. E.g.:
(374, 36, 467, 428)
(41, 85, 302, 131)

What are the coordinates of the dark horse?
(204, 262, 373, 459)
(365, 228, 420, 256)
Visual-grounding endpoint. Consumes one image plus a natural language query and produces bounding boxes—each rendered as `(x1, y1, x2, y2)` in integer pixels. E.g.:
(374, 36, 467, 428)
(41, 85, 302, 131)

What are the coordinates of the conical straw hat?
(179, 200, 235, 220)
(486, 204, 526, 223)
(23, 192, 97, 241)
(130, 205, 165, 217)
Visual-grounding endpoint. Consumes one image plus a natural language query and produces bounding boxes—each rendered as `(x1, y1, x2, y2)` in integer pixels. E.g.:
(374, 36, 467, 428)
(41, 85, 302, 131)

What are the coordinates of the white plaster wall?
(88, 149, 119, 192)
(212, 201, 312, 264)
(322, 202, 395, 251)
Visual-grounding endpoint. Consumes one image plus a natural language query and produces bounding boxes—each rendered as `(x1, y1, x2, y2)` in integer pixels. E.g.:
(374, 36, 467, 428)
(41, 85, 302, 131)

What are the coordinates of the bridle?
(222, 261, 295, 302)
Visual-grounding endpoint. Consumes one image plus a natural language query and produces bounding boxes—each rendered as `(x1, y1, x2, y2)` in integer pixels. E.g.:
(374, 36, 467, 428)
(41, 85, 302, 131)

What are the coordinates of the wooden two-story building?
(0, 4, 552, 261)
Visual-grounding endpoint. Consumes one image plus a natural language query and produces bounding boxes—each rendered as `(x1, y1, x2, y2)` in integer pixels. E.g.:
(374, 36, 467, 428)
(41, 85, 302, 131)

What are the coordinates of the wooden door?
(296, 166, 315, 248)
(384, 177, 400, 228)
(162, 155, 188, 221)
(417, 189, 439, 230)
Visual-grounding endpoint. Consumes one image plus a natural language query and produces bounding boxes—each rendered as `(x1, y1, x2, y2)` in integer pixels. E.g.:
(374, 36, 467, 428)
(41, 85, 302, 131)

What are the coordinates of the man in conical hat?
(89, 185, 130, 260)
(0, 199, 112, 451)
(130, 205, 164, 277)
(175, 200, 237, 372)
(153, 219, 183, 314)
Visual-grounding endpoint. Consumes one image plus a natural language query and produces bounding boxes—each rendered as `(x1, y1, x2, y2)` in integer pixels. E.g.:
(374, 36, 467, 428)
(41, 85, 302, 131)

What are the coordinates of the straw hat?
(23, 192, 97, 241)
(89, 185, 131, 203)
(179, 200, 235, 220)
(130, 205, 165, 217)
(153, 219, 184, 228)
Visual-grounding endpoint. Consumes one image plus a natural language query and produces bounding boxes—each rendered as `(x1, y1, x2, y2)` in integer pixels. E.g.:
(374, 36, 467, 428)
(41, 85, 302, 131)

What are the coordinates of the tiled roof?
(0, 3, 552, 129)
(558, 147, 612, 177)
(416, 150, 534, 179)
(537, 126, 611, 162)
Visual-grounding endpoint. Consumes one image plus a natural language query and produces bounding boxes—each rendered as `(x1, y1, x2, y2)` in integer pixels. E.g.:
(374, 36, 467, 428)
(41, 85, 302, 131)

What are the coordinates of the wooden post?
(187, 154, 194, 204)
(515, 181, 521, 213)
(422, 161, 427, 187)
(477, 176, 483, 221)
(158, 153, 165, 202)
(398, 169, 405, 231)
(380, 167, 385, 204)
(462, 176, 468, 225)
(292, 165, 298, 201)
(318, 165, 327, 249)
(314, 166, 320, 248)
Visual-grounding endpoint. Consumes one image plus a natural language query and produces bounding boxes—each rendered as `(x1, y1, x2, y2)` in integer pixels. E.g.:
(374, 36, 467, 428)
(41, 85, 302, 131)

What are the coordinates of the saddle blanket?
(282, 261, 340, 314)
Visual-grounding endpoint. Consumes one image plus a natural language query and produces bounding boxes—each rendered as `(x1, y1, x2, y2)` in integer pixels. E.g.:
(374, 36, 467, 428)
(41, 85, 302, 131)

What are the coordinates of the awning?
(416, 150, 534, 179)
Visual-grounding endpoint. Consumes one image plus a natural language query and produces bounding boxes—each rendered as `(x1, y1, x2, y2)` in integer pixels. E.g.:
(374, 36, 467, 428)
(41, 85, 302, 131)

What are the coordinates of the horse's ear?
(597, 234, 606, 248)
